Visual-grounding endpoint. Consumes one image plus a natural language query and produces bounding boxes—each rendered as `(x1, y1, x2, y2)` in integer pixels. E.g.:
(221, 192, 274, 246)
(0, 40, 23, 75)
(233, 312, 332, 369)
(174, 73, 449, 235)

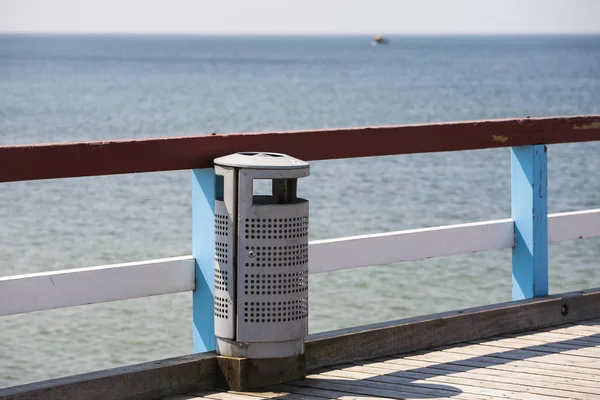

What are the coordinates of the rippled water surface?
(1, 34, 600, 387)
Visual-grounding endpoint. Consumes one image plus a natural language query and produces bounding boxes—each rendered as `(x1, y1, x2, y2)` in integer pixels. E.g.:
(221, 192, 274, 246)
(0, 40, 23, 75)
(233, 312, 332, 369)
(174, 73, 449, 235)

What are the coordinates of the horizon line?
(1, 31, 600, 36)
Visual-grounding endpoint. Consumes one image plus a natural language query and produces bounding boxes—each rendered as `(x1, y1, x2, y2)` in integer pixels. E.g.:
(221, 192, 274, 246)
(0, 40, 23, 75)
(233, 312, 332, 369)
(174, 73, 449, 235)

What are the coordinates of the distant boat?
(372, 35, 389, 45)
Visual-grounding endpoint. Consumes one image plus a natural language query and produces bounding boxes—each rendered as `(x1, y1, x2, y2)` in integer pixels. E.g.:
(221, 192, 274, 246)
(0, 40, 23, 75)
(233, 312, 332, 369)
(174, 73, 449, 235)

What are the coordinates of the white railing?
(0, 256, 195, 316)
(2, 209, 599, 317)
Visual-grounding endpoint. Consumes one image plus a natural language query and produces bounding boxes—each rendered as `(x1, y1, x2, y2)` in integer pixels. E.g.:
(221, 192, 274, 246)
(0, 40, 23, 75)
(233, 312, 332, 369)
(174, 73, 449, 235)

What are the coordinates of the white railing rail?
(0, 256, 195, 316)
(2, 209, 599, 317)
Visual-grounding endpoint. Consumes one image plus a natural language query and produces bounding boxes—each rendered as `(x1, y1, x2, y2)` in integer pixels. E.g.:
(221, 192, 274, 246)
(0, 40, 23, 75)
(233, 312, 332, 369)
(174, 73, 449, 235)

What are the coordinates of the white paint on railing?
(548, 209, 600, 243)
(0, 256, 195, 316)
(308, 218, 515, 274)
(1, 209, 599, 316)
(308, 209, 600, 274)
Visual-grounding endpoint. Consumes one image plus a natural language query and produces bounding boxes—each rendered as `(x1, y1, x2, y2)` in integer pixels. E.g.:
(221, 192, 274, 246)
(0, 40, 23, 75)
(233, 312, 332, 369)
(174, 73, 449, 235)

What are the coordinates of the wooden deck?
(170, 319, 600, 400)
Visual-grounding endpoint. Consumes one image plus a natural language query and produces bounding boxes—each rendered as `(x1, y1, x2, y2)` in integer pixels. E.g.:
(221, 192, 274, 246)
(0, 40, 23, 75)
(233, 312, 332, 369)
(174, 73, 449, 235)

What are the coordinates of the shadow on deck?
(183, 320, 600, 399)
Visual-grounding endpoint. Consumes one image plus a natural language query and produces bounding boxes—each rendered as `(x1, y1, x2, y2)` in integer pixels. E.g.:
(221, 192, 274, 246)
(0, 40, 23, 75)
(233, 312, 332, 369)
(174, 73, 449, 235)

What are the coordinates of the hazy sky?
(1, 0, 599, 34)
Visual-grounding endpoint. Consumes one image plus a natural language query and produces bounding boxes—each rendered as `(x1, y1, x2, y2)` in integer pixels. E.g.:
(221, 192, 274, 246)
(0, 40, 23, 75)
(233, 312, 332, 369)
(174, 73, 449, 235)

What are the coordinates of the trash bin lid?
(214, 152, 309, 170)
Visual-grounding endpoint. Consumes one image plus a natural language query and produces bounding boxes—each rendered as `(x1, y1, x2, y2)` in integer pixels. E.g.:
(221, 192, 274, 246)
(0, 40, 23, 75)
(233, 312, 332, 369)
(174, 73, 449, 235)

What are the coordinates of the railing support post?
(511, 145, 548, 300)
(192, 168, 216, 352)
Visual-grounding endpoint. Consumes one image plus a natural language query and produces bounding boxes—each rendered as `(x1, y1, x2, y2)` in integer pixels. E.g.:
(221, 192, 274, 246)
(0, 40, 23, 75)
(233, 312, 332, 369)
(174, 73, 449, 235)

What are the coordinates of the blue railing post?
(192, 168, 217, 352)
(511, 145, 549, 300)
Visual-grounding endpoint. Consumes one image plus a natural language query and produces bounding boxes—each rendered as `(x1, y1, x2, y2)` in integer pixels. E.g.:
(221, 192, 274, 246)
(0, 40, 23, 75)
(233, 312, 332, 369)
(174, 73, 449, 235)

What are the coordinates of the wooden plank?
(548, 209, 600, 242)
(354, 366, 573, 400)
(308, 218, 514, 274)
(575, 318, 600, 326)
(484, 331, 600, 345)
(305, 287, 600, 370)
(535, 325, 600, 337)
(440, 343, 600, 369)
(204, 392, 275, 400)
(0, 256, 195, 316)
(0, 353, 218, 400)
(507, 328, 600, 342)
(332, 363, 587, 400)
(307, 371, 483, 400)
(402, 348, 600, 382)
(308, 209, 600, 274)
(179, 391, 289, 400)
(369, 356, 600, 390)
(549, 324, 600, 334)
(342, 361, 599, 399)
(221, 389, 324, 400)
(470, 337, 600, 357)
(192, 168, 217, 353)
(294, 375, 557, 400)
(161, 392, 234, 400)
(308, 368, 493, 400)
(293, 378, 454, 400)
(539, 324, 600, 336)
(271, 384, 400, 400)
(1, 116, 599, 183)
(354, 359, 600, 396)
(511, 145, 548, 300)
(502, 331, 600, 346)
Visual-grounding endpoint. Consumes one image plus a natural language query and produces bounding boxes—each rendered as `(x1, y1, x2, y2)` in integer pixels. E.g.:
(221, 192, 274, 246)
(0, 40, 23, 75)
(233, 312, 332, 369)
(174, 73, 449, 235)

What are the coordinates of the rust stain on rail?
(573, 122, 600, 130)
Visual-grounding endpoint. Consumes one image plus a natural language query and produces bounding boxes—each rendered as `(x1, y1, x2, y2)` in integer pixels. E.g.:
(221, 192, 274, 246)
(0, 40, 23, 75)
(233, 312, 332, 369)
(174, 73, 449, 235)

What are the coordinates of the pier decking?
(171, 319, 600, 400)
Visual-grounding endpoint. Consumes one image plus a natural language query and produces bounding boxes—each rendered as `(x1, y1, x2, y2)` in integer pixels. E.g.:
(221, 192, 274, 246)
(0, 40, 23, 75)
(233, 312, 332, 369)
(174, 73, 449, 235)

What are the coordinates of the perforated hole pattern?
(243, 299, 308, 323)
(244, 244, 308, 268)
(214, 268, 228, 292)
(215, 242, 228, 264)
(214, 296, 229, 319)
(244, 217, 308, 240)
(215, 213, 229, 236)
(243, 270, 308, 296)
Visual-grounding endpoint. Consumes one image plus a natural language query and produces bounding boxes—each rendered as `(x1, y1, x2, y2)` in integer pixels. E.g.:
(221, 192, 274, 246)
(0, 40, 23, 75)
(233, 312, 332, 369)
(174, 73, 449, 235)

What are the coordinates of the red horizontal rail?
(1, 115, 599, 183)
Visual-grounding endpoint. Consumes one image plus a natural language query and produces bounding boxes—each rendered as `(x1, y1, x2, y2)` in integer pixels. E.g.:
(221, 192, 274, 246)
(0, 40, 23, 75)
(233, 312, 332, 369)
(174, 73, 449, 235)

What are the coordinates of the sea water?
(1, 34, 599, 386)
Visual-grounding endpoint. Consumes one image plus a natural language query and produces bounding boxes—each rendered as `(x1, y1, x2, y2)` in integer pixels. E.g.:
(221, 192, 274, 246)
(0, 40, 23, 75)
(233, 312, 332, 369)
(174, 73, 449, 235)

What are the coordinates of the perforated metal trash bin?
(213, 152, 310, 359)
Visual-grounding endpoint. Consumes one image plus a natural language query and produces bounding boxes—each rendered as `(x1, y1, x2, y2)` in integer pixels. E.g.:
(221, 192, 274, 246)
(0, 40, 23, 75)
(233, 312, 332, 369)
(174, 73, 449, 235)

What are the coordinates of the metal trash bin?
(213, 152, 309, 358)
